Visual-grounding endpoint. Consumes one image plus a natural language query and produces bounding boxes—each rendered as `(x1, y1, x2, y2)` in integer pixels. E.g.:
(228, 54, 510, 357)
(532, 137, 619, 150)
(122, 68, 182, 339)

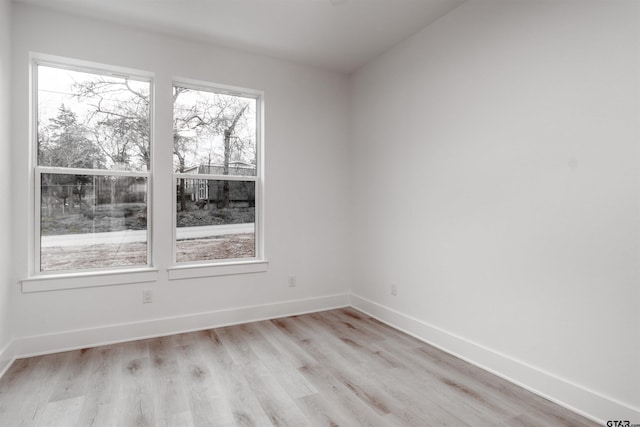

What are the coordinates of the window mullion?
(174, 173, 257, 182)
(37, 166, 150, 178)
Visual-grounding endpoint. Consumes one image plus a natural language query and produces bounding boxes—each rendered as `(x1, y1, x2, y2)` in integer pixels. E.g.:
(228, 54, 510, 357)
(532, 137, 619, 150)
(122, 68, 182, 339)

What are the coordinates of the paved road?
(41, 223, 255, 247)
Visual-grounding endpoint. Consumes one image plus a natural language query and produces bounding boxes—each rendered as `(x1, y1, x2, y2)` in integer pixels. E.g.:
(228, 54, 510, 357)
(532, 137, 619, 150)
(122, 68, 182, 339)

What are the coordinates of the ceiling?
(14, 0, 465, 74)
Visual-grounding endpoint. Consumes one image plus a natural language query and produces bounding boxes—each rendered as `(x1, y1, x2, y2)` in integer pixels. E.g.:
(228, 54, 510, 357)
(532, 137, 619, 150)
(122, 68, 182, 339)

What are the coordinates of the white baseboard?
(12, 293, 350, 359)
(0, 339, 15, 379)
(350, 293, 640, 425)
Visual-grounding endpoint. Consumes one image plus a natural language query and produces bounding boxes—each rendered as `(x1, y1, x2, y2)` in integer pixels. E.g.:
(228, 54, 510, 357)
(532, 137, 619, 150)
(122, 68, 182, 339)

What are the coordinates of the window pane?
(40, 173, 148, 272)
(176, 179, 255, 263)
(37, 65, 151, 172)
(173, 85, 257, 177)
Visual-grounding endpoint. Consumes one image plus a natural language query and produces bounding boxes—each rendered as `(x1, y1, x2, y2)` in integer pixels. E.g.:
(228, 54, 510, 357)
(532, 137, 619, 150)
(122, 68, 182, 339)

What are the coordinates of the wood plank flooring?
(0, 308, 599, 426)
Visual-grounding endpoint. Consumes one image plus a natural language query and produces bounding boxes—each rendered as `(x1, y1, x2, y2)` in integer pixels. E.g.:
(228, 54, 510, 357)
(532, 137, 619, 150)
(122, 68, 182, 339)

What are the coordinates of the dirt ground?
(40, 233, 255, 271)
(176, 233, 255, 263)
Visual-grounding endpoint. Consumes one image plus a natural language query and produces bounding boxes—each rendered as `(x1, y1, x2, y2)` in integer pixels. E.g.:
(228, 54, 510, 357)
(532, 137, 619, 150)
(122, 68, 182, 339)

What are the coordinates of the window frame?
(21, 57, 267, 292)
(169, 78, 266, 278)
(28, 55, 156, 285)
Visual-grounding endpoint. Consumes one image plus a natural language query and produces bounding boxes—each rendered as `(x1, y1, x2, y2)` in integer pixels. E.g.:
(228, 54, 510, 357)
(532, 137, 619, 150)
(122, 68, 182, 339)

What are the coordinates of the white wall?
(7, 0, 640, 423)
(350, 0, 639, 422)
(10, 4, 351, 350)
(0, 0, 13, 373)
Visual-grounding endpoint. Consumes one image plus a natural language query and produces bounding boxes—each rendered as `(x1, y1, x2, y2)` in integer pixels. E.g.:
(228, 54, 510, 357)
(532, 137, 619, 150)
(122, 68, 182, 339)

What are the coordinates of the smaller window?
(34, 61, 152, 274)
(173, 82, 263, 266)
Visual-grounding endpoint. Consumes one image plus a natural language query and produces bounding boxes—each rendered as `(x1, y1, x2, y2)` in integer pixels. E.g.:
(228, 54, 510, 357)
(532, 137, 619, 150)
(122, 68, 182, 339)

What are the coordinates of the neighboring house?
(180, 162, 256, 205)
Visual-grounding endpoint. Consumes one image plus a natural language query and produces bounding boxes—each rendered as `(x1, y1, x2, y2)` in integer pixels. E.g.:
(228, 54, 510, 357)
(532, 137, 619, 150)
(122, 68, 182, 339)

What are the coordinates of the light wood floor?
(0, 308, 598, 426)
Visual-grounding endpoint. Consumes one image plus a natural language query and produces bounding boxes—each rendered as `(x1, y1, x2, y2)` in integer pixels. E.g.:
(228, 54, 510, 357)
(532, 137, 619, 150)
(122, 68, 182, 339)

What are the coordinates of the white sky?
(38, 65, 257, 172)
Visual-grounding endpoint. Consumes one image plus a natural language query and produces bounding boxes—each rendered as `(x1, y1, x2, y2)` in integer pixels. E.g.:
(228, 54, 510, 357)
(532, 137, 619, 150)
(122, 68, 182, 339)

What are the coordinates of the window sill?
(21, 268, 159, 293)
(167, 260, 268, 280)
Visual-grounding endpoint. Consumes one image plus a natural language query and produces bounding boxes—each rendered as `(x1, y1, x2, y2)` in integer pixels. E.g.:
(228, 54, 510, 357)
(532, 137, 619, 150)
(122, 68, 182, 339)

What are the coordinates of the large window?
(173, 82, 261, 265)
(28, 58, 265, 288)
(34, 62, 152, 273)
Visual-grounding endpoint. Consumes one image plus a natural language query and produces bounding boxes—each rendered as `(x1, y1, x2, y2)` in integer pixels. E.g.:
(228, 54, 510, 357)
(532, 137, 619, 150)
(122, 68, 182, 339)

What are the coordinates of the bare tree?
(173, 87, 254, 210)
(220, 103, 248, 208)
(64, 80, 253, 213)
(73, 77, 150, 171)
(173, 86, 214, 211)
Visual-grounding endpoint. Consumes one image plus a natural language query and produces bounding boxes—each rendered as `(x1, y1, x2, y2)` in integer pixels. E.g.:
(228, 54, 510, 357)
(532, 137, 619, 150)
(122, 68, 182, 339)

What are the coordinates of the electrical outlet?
(391, 283, 398, 296)
(143, 289, 153, 303)
(288, 275, 297, 287)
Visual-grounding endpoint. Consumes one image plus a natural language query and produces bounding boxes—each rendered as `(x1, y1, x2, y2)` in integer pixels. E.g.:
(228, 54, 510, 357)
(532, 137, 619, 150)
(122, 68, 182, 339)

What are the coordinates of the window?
(26, 57, 265, 289)
(34, 61, 152, 274)
(173, 82, 262, 265)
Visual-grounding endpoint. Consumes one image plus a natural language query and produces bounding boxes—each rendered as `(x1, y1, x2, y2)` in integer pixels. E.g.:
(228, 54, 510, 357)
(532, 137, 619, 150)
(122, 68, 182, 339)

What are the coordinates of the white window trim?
(167, 260, 268, 281)
(21, 57, 269, 292)
(171, 78, 266, 273)
(21, 268, 159, 293)
(27, 54, 155, 284)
